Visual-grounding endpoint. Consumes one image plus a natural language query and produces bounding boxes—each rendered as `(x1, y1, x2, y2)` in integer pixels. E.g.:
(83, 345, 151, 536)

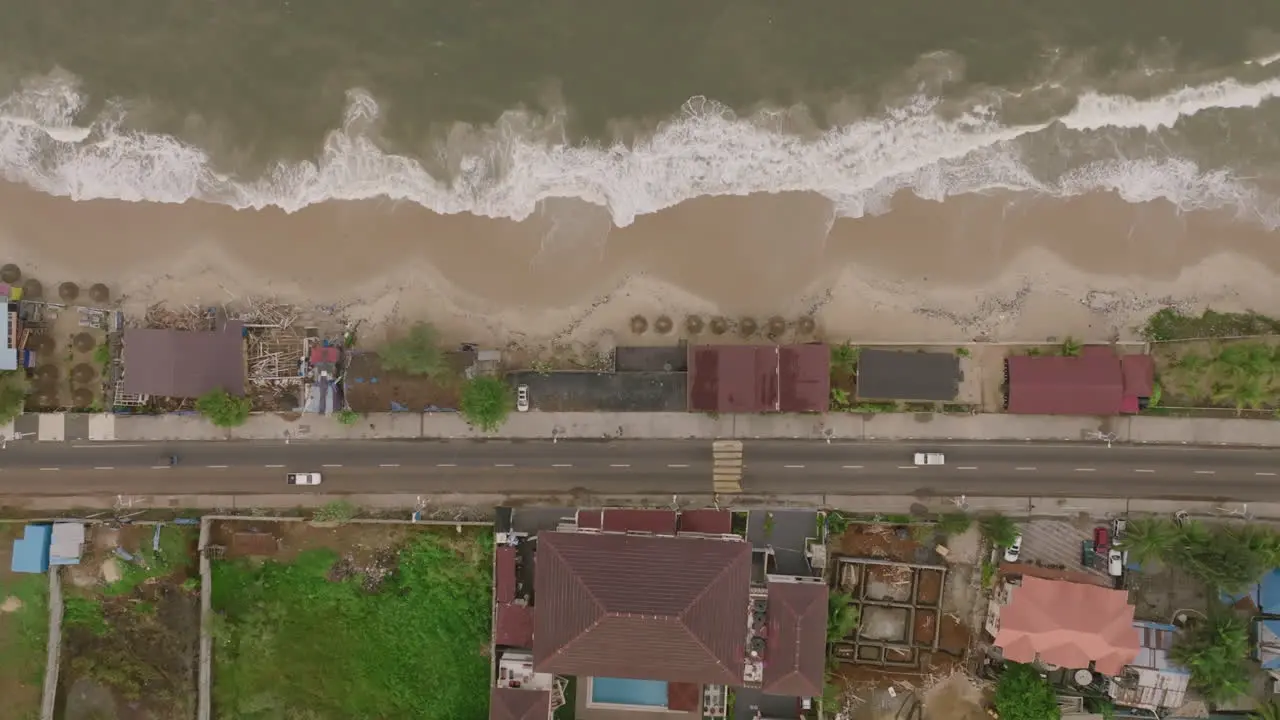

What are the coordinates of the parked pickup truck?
(286, 472, 323, 486)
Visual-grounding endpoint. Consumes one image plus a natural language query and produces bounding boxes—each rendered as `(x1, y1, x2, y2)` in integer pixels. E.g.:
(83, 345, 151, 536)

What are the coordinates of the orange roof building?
(989, 576, 1141, 676)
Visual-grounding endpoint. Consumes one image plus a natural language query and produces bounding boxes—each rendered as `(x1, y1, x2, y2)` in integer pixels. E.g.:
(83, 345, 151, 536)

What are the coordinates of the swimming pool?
(590, 677, 669, 708)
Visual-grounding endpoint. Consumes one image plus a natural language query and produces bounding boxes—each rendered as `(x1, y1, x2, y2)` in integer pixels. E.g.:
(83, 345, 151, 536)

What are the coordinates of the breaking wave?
(2, 69, 1280, 227)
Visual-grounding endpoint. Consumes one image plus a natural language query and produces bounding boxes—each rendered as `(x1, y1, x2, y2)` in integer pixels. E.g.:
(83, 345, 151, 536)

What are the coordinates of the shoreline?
(1, 181, 1278, 349)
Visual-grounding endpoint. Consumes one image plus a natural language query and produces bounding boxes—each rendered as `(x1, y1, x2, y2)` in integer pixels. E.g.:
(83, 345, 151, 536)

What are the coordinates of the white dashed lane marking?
(380, 464, 400, 468)
(1074, 468, 1096, 472)
(610, 464, 631, 468)
(842, 465, 863, 469)
(896, 466, 917, 470)
(552, 464, 573, 468)
(39, 467, 59, 471)
(784, 465, 805, 469)
(957, 466, 977, 470)
(667, 464, 689, 468)
(1258, 472, 1277, 477)
(494, 464, 514, 468)
(1194, 470, 1216, 475)
(321, 464, 342, 468)
(437, 463, 456, 467)
(207, 465, 228, 469)
(150, 466, 169, 470)
(93, 466, 114, 470)
(1015, 467, 1036, 471)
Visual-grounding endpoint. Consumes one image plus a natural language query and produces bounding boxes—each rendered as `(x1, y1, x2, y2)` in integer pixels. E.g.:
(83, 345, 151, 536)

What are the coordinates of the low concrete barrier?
(40, 568, 63, 720)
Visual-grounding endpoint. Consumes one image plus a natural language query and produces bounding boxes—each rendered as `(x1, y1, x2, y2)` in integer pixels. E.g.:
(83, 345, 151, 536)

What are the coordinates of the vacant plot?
(0, 524, 50, 720)
(345, 352, 466, 412)
(57, 523, 201, 720)
(1152, 338, 1280, 415)
(211, 522, 493, 720)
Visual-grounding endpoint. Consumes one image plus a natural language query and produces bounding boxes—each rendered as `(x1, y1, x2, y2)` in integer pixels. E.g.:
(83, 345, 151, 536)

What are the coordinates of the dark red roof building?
(688, 344, 829, 413)
(489, 687, 550, 720)
(761, 580, 829, 697)
(496, 603, 534, 648)
(600, 509, 677, 534)
(533, 531, 751, 684)
(677, 509, 733, 535)
(1006, 347, 1155, 415)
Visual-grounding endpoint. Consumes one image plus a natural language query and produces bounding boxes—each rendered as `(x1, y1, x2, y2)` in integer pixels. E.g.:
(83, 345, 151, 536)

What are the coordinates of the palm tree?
(980, 514, 1019, 548)
(1250, 701, 1280, 720)
(1176, 351, 1210, 372)
(1213, 375, 1267, 416)
(1117, 517, 1177, 567)
(827, 592, 859, 644)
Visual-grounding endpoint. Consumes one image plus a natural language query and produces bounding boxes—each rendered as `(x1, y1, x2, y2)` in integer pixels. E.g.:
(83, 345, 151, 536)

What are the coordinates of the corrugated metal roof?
(533, 531, 751, 684)
(496, 546, 517, 603)
(761, 581, 828, 697)
(122, 324, 246, 398)
(10, 524, 51, 573)
(1006, 347, 1125, 415)
(678, 510, 732, 535)
(49, 523, 84, 565)
(489, 687, 550, 720)
(576, 510, 602, 529)
(496, 603, 534, 648)
(688, 344, 829, 413)
(601, 509, 677, 534)
(1120, 355, 1155, 397)
(855, 349, 961, 401)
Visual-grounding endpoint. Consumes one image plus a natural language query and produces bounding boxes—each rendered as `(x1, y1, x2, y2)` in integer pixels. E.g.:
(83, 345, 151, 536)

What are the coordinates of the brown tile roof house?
(762, 580, 828, 697)
(489, 687, 550, 720)
(533, 531, 751, 684)
(122, 323, 246, 398)
(1005, 346, 1154, 415)
(688, 344, 830, 413)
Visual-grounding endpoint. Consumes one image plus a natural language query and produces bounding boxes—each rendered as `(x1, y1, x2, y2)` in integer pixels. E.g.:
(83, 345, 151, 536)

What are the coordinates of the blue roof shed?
(10, 524, 51, 573)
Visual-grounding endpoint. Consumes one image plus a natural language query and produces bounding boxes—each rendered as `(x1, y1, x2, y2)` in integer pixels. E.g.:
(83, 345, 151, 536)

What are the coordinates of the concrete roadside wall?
(40, 568, 63, 720)
(197, 518, 212, 720)
(94, 409, 1280, 446)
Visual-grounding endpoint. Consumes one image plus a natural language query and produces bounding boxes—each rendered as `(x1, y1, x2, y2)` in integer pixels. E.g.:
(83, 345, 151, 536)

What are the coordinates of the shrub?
(1171, 611, 1251, 704)
(995, 663, 1060, 720)
(459, 377, 513, 432)
(937, 512, 973, 536)
(379, 322, 450, 378)
(980, 514, 1019, 548)
(0, 370, 30, 425)
(337, 408, 360, 425)
(195, 388, 251, 428)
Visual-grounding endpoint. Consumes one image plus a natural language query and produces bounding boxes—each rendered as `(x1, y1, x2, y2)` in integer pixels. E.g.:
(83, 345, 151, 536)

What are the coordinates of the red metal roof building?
(688, 344, 829, 413)
(761, 580, 828, 697)
(489, 687, 550, 720)
(533, 531, 752, 684)
(1006, 347, 1155, 415)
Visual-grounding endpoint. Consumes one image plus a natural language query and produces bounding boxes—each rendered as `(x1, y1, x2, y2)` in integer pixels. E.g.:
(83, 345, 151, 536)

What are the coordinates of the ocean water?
(1, 1, 1280, 227)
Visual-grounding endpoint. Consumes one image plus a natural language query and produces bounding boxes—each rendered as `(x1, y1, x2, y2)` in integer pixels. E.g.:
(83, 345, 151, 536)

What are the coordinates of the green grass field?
(0, 570, 49, 720)
(211, 527, 494, 720)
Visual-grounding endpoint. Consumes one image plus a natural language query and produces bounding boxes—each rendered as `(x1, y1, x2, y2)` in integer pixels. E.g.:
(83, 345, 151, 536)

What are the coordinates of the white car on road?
(913, 452, 945, 466)
(286, 472, 322, 486)
(517, 384, 530, 412)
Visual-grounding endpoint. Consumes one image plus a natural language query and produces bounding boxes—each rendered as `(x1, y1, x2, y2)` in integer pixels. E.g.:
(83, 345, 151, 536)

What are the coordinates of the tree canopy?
(459, 377, 513, 432)
(378, 323, 450, 378)
(196, 388, 252, 428)
(994, 663, 1060, 720)
(827, 592, 859, 645)
(1119, 517, 1280, 593)
(1170, 611, 1251, 705)
(980, 514, 1019, 548)
(0, 370, 30, 425)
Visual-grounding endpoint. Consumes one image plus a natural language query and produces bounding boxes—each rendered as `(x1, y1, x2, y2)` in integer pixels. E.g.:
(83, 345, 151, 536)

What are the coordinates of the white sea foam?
(1, 70, 1279, 227)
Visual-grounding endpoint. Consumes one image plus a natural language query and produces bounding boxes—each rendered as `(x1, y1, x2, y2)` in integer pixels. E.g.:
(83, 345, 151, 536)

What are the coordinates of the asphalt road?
(0, 440, 1278, 499)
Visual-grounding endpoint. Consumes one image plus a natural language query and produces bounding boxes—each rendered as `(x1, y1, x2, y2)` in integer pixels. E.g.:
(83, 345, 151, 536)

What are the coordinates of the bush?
(1142, 308, 1280, 341)
(379, 322, 450, 378)
(1122, 519, 1280, 593)
(980, 514, 1019, 548)
(0, 370, 30, 425)
(1171, 611, 1251, 704)
(195, 388, 251, 428)
(337, 408, 360, 425)
(995, 664, 1060, 720)
(937, 512, 973, 536)
(827, 592, 859, 644)
(459, 376, 513, 432)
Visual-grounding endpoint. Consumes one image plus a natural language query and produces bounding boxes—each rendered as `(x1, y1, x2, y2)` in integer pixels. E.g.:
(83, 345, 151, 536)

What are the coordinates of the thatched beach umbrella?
(89, 283, 110, 304)
(709, 316, 729, 335)
(21, 279, 41, 299)
(738, 317, 758, 338)
(685, 315, 704, 335)
(73, 333, 96, 352)
(0, 264, 20, 284)
(28, 334, 54, 353)
(654, 315, 673, 334)
(59, 282, 80, 302)
(71, 363, 97, 384)
(35, 365, 58, 381)
(797, 316, 816, 335)
(629, 315, 648, 334)
(767, 316, 787, 337)
(71, 388, 94, 407)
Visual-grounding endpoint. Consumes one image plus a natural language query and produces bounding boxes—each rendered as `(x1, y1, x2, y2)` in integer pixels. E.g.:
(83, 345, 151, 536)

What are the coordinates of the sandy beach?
(0, 180, 1276, 351)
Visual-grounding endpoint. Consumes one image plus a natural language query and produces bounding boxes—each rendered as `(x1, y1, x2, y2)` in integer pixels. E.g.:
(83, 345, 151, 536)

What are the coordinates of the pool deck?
(576, 678, 700, 720)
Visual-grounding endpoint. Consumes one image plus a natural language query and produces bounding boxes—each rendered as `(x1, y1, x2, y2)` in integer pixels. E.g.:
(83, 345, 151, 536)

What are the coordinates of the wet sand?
(0, 180, 1276, 347)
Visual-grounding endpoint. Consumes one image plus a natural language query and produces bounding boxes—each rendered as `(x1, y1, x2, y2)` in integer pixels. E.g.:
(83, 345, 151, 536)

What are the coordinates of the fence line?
(197, 518, 212, 720)
(39, 569, 63, 720)
(1148, 334, 1280, 344)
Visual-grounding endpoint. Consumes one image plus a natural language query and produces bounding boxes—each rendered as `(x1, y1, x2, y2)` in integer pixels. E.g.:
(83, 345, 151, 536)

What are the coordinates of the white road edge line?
(93, 466, 114, 470)
(1194, 470, 1216, 475)
(610, 464, 631, 468)
(1258, 472, 1278, 477)
(380, 464, 400, 468)
(784, 464, 805, 469)
(1134, 469, 1154, 473)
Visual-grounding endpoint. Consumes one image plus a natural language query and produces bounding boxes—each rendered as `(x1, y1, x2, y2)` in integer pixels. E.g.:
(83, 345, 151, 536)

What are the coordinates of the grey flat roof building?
(855, 349, 960, 401)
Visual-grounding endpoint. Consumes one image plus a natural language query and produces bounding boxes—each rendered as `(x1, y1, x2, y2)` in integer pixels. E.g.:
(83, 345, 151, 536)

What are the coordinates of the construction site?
(827, 519, 987, 720)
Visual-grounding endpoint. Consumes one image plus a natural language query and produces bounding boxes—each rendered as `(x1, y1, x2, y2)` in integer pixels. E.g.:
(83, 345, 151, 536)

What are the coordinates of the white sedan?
(913, 452, 945, 466)
(286, 472, 323, 486)
(517, 384, 530, 412)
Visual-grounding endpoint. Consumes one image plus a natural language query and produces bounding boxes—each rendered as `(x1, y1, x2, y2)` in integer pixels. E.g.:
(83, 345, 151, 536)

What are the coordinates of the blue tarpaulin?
(10, 524, 51, 573)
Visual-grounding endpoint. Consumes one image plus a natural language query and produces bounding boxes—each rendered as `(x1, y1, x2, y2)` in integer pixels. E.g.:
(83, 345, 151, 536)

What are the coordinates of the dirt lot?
(209, 518, 426, 564)
(1151, 338, 1280, 414)
(27, 300, 109, 411)
(0, 523, 48, 720)
(57, 523, 200, 720)
(917, 569, 943, 606)
(345, 352, 464, 412)
(836, 523, 942, 565)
